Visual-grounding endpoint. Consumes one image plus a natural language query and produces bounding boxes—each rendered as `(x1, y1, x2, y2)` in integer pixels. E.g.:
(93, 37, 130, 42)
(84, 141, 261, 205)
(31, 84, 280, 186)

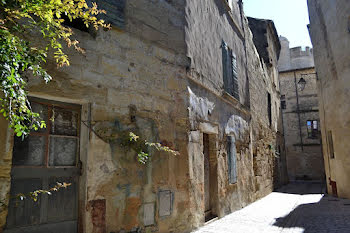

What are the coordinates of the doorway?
(5, 98, 81, 233)
(203, 133, 218, 222)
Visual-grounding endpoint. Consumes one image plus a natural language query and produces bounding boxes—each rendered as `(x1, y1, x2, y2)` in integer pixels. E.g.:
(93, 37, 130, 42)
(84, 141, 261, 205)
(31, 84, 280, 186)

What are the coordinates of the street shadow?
(273, 188, 350, 233)
(276, 182, 326, 195)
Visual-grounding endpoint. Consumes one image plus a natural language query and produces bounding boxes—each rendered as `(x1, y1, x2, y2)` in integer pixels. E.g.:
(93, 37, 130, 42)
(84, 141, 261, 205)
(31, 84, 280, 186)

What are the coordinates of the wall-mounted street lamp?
(298, 78, 306, 91)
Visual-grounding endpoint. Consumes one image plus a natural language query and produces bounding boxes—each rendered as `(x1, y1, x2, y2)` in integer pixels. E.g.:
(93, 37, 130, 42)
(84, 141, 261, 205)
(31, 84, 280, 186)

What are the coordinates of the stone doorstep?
(204, 216, 219, 226)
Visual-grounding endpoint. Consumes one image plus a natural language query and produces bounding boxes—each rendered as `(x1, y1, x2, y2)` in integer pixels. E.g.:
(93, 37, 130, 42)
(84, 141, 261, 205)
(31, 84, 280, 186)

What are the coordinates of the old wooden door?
(5, 98, 80, 233)
(203, 133, 211, 218)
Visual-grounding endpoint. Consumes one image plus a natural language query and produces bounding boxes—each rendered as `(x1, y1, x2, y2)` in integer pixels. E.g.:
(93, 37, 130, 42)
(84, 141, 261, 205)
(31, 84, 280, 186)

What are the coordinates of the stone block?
(159, 190, 172, 217)
(199, 122, 218, 135)
(143, 203, 155, 226)
(189, 131, 200, 143)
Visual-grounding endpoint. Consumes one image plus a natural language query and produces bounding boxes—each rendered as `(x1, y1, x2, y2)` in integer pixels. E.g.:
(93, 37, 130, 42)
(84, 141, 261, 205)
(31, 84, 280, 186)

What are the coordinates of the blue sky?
(243, 0, 312, 48)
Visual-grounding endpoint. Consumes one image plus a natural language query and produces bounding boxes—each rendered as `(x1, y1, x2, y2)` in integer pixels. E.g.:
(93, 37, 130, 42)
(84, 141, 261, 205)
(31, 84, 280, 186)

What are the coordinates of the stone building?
(0, 1, 286, 232)
(308, 0, 350, 198)
(247, 18, 288, 188)
(278, 37, 315, 72)
(278, 37, 325, 181)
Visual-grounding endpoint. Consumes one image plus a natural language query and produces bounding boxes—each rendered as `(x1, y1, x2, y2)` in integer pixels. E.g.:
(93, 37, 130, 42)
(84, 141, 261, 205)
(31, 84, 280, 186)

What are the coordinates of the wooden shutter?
(222, 41, 233, 94)
(227, 136, 237, 184)
(222, 41, 239, 100)
(231, 51, 239, 100)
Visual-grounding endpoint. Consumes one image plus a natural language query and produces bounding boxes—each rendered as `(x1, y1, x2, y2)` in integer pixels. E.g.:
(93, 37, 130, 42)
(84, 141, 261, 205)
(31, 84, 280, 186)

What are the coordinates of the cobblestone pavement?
(193, 182, 350, 233)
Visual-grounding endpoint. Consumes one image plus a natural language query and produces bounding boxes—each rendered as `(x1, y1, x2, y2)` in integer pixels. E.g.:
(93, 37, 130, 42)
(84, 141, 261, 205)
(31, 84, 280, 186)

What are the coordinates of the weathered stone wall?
(0, 2, 191, 231)
(186, 81, 252, 228)
(244, 17, 288, 194)
(279, 68, 325, 181)
(251, 18, 281, 101)
(308, 0, 350, 198)
(185, 0, 249, 106)
(56, 2, 191, 231)
(184, 0, 253, 228)
(248, 18, 281, 67)
(124, 0, 187, 54)
(36, 28, 189, 232)
(185, 0, 287, 228)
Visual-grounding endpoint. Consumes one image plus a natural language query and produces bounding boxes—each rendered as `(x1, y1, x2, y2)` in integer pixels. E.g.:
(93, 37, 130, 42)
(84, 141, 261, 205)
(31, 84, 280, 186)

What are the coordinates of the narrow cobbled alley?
(194, 183, 350, 233)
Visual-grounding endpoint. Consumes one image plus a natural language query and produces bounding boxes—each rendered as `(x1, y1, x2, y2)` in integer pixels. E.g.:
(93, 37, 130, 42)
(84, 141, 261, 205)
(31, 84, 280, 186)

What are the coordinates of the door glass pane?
(31, 102, 48, 133)
(307, 121, 312, 128)
(49, 136, 77, 166)
(50, 107, 79, 136)
(12, 135, 46, 166)
(6, 178, 42, 227)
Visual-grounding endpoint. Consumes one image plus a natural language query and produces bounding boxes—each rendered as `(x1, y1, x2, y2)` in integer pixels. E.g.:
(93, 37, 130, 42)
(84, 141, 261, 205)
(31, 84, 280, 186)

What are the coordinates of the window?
(222, 41, 239, 100)
(95, 0, 126, 29)
(62, 15, 90, 32)
(281, 95, 286, 110)
(13, 100, 80, 167)
(227, 136, 237, 184)
(307, 120, 319, 138)
(327, 131, 335, 159)
(63, 0, 126, 31)
(275, 102, 278, 121)
(268, 92, 272, 126)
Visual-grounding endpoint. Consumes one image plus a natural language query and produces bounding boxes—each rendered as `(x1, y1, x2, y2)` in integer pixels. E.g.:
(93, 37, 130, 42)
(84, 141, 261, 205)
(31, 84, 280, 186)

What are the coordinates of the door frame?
(30, 94, 91, 233)
(4, 94, 90, 233)
(199, 122, 219, 221)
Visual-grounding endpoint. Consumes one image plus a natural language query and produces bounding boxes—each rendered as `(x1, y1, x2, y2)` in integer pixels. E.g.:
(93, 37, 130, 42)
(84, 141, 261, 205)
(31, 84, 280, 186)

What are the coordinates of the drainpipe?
(317, 73, 332, 183)
(294, 71, 303, 151)
(279, 78, 288, 183)
(88, 103, 92, 140)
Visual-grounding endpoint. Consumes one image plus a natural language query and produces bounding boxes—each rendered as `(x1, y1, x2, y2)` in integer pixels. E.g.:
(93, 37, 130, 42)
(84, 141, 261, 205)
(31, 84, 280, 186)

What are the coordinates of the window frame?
(12, 97, 81, 169)
(222, 40, 239, 101)
(281, 95, 286, 110)
(307, 120, 319, 139)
